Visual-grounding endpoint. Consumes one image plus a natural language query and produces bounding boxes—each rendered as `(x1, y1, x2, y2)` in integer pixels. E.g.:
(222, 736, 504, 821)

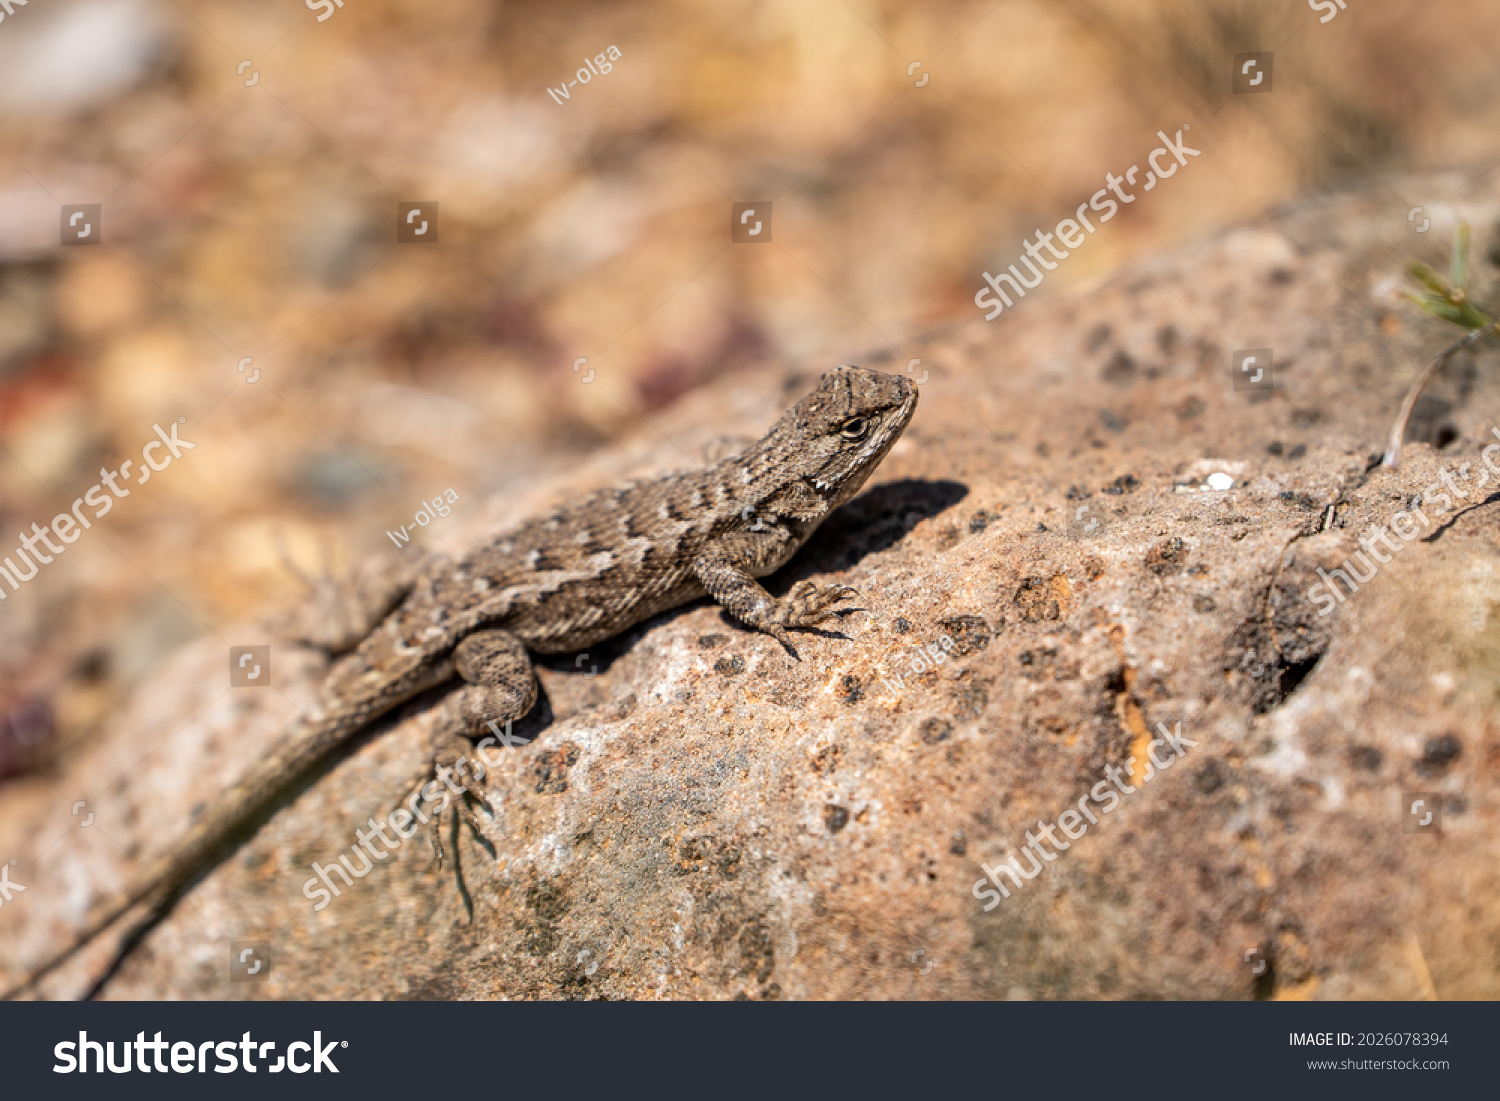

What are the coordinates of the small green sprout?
(1384, 221, 1498, 467)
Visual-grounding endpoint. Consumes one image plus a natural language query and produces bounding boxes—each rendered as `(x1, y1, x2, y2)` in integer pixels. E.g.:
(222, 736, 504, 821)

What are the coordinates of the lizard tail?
(0, 706, 370, 1001)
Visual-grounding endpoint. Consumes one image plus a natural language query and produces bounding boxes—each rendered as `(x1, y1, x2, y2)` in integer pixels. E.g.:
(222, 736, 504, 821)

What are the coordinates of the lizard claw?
(778, 580, 859, 629)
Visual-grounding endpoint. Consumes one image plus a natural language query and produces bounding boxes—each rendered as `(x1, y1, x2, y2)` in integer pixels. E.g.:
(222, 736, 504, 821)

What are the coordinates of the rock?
(3, 172, 1498, 1000)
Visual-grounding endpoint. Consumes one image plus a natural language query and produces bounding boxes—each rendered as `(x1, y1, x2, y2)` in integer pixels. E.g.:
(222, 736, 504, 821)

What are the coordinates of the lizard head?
(777, 365, 918, 507)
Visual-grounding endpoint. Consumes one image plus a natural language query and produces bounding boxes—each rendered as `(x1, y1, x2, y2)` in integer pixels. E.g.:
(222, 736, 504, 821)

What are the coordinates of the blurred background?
(1, 0, 1498, 780)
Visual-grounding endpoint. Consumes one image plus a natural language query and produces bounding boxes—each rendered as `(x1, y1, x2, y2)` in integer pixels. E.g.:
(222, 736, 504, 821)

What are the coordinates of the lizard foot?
(778, 579, 859, 629)
(415, 741, 495, 873)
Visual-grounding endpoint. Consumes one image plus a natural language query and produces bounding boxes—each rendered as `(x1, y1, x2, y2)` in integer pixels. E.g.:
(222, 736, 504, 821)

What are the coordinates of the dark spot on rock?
(824, 804, 850, 833)
(1347, 745, 1382, 771)
(739, 916, 776, 983)
(672, 835, 742, 879)
(951, 683, 988, 719)
(1419, 734, 1462, 776)
(1278, 490, 1321, 511)
(1086, 323, 1112, 352)
(1102, 473, 1139, 495)
(761, 982, 781, 1000)
(969, 509, 994, 533)
(1156, 325, 1178, 355)
(938, 615, 991, 655)
(521, 878, 569, 956)
(1288, 444, 1306, 459)
(672, 836, 708, 875)
(698, 634, 727, 649)
(1019, 648, 1056, 678)
(1195, 758, 1225, 795)
(715, 654, 746, 675)
(1193, 594, 1216, 613)
(1102, 350, 1136, 384)
(1014, 577, 1061, 621)
(893, 617, 912, 634)
(949, 831, 968, 856)
(838, 675, 864, 704)
(533, 744, 581, 794)
(1292, 408, 1322, 429)
(1276, 652, 1321, 701)
(1266, 440, 1284, 456)
(918, 717, 952, 744)
(1145, 538, 1189, 575)
(1100, 409, 1126, 433)
(1176, 396, 1204, 420)
(1226, 602, 1331, 714)
(811, 744, 842, 773)
(1269, 267, 1295, 285)
(1067, 485, 1090, 500)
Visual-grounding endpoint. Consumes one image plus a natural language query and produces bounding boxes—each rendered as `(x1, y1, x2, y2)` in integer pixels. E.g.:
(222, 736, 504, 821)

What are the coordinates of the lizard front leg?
(691, 533, 857, 656)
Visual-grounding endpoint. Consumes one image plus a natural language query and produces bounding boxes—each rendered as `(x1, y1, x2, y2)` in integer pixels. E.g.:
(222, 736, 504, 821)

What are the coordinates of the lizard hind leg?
(421, 629, 535, 879)
(435, 629, 539, 740)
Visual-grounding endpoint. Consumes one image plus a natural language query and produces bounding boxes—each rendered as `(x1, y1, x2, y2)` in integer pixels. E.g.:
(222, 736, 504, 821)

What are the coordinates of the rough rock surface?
(4, 172, 1499, 1000)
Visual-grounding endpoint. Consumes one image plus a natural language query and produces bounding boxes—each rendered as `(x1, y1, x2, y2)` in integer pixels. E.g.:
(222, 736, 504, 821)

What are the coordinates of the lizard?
(2, 364, 917, 999)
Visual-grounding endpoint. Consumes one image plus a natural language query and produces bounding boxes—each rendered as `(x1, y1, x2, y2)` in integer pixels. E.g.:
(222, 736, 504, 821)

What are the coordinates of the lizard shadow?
(780, 477, 969, 580)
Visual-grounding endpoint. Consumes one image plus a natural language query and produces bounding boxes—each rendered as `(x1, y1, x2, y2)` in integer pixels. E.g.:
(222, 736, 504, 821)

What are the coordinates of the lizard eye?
(840, 416, 870, 440)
